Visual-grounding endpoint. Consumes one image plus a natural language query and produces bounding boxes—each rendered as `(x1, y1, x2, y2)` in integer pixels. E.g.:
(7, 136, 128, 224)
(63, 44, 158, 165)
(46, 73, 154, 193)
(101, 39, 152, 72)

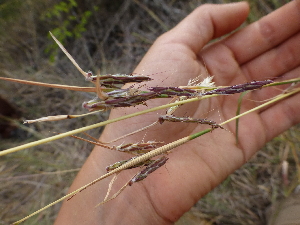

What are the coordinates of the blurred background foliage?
(0, 0, 298, 224)
(0, 0, 290, 72)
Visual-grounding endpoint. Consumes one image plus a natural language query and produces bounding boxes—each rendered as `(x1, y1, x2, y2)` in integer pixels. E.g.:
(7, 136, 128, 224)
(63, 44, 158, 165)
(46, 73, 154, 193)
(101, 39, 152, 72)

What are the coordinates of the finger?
(242, 31, 300, 80)
(157, 2, 250, 54)
(223, 0, 300, 65)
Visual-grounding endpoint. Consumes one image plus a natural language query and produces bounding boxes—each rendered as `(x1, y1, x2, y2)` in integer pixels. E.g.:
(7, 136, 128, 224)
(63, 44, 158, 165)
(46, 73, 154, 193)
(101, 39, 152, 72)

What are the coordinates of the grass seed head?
(129, 156, 168, 186)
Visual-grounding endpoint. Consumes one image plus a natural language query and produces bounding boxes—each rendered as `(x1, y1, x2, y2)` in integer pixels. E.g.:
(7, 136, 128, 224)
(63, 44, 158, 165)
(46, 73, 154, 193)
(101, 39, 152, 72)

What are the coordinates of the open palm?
(55, 2, 300, 224)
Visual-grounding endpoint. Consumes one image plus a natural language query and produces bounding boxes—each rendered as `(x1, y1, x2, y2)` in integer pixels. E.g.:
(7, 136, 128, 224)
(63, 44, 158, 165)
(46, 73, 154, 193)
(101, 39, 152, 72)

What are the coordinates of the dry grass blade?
(49, 31, 88, 78)
(133, 0, 169, 31)
(0, 76, 96, 92)
(103, 174, 118, 202)
(24, 111, 103, 124)
(103, 121, 159, 144)
(95, 177, 132, 207)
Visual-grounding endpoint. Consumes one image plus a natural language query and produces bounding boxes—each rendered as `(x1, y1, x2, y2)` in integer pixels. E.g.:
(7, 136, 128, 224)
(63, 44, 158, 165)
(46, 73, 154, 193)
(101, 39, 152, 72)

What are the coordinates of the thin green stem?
(0, 95, 212, 156)
(191, 87, 300, 140)
(235, 91, 249, 144)
(220, 87, 300, 126)
(267, 77, 300, 87)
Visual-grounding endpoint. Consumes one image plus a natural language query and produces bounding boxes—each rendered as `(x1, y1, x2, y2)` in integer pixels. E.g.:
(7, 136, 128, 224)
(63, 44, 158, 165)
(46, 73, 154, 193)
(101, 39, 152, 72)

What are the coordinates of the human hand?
(55, 1, 300, 224)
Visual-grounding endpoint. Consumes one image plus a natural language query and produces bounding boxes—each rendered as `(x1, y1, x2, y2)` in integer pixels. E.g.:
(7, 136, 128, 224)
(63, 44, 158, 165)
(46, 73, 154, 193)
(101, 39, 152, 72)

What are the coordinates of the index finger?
(223, 0, 300, 64)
